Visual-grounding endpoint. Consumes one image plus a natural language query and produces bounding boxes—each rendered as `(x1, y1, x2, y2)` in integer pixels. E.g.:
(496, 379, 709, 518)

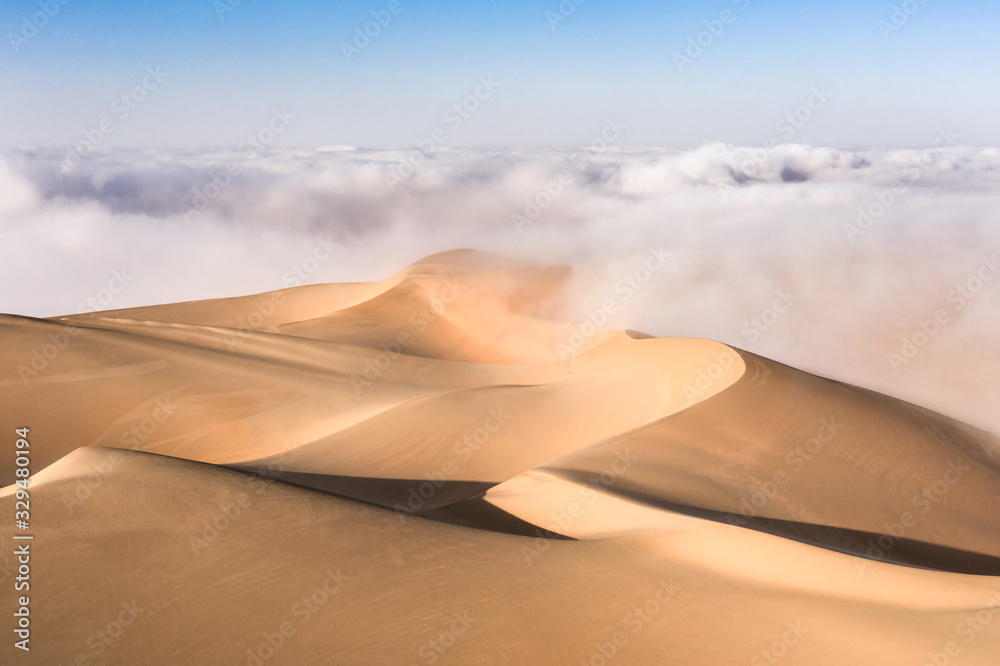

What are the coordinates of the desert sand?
(2, 250, 999, 664)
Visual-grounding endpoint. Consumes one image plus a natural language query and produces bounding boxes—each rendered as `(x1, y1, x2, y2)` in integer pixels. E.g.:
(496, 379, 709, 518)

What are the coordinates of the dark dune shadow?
(233, 464, 1000, 571)
(229, 466, 570, 538)
(548, 468, 1000, 576)
(230, 467, 492, 511)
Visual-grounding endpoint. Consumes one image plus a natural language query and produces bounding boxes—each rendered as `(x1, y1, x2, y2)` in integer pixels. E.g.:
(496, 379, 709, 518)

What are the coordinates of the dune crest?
(2, 251, 999, 664)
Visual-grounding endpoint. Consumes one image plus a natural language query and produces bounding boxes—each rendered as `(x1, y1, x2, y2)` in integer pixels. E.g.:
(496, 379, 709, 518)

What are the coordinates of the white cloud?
(2, 144, 1000, 435)
(0, 156, 40, 216)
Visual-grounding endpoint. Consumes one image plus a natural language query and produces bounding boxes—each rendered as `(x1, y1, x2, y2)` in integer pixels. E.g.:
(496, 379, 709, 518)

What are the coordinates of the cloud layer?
(2, 143, 1000, 434)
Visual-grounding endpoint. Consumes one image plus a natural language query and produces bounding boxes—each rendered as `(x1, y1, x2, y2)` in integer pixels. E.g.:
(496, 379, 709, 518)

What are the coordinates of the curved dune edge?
(485, 470, 1000, 578)
(533, 348, 1000, 566)
(4, 447, 1000, 665)
(0, 325, 745, 485)
(3, 250, 1000, 663)
(234, 335, 745, 483)
(0, 251, 996, 558)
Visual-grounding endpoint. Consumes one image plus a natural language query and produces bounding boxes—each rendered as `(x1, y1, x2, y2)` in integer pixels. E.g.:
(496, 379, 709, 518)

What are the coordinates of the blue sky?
(2, 0, 999, 149)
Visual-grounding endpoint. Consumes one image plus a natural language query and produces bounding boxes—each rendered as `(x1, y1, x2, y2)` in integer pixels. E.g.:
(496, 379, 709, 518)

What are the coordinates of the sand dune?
(2, 250, 999, 664)
(529, 350, 1000, 570)
(4, 447, 1000, 665)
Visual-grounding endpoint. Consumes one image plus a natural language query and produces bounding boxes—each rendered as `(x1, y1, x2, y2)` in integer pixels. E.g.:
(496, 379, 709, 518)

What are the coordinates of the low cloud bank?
(2, 143, 1000, 433)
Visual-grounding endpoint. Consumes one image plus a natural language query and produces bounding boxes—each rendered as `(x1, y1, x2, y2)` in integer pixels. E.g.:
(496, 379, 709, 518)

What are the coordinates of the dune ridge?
(2, 249, 999, 664)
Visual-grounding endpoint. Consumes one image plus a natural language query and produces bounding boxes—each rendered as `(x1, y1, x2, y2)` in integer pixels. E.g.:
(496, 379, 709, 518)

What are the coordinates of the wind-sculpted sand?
(2, 250, 999, 664)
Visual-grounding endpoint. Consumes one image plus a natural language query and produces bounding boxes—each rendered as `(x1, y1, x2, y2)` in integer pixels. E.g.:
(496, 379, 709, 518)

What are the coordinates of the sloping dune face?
(514, 352, 1000, 571)
(2, 250, 1000, 664)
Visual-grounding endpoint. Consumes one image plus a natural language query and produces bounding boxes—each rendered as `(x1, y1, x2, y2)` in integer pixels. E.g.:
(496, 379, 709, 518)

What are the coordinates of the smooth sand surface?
(2, 249, 999, 664)
(3, 448, 999, 665)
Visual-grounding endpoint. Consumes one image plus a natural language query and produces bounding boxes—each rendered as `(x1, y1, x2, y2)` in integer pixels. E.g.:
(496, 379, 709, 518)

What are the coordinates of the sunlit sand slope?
(532, 351, 1000, 569)
(2, 250, 999, 664)
(2, 448, 999, 666)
